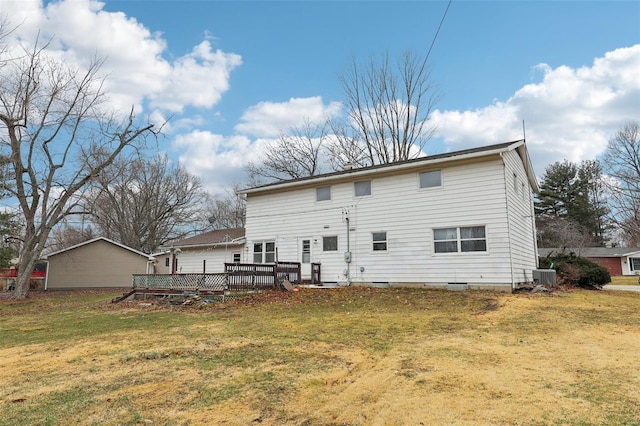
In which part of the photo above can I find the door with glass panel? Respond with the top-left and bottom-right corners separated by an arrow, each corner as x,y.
299,238 -> 312,280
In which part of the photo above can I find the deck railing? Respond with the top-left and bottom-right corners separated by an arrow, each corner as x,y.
132,273 -> 227,292
131,262 -> 321,293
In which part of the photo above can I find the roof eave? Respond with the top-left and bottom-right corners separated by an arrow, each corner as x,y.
239,141 -> 524,196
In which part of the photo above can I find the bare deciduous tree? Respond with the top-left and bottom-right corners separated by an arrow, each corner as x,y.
0,34 -> 156,298
332,50 -> 439,166
246,121 -> 330,183
84,153 -> 206,254
47,221 -> 96,253
204,184 -> 246,230
602,121 -> 640,246
247,51 -> 439,185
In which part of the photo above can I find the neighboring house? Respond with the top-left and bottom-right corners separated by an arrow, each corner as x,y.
237,140 -> 539,291
43,237 -> 153,290
165,227 -> 246,274
538,247 -> 640,276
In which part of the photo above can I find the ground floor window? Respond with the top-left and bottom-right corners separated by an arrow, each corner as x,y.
253,241 -> 275,263
434,226 -> 487,253
372,232 -> 387,251
630,257 -> 640,272
232,252 -> 241,263
323,236 -> 338,251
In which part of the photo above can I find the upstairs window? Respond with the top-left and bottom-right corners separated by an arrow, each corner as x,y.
354,180 -> 372,197
419,170 -> 441,188
372,232 -> 387,251
316,186 -> 331,201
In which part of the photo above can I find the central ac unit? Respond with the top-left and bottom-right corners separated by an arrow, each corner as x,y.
533,269 -> 556,286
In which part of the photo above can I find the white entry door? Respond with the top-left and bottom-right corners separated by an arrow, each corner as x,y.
299,238 -> 312,280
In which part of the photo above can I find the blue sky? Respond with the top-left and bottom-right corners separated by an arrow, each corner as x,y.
2,0 -> 639,194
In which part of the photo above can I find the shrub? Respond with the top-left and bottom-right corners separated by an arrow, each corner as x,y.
539,252 -> 611,288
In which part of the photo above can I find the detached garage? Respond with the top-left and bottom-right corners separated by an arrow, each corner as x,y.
43,238 -> 153,290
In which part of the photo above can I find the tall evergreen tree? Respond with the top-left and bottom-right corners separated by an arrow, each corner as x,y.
535,160 -> 609,247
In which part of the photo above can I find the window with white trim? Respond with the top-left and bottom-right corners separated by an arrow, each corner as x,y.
354,180 -> 372,197
419,170 -> 441,188
372,232 -> 387,251
232,253 -> 241,263
316,186 -> 331,201
434,226 -> 487,253
630,258 -> 640,272
323,236 -> 338,251
253,241 -> 275,263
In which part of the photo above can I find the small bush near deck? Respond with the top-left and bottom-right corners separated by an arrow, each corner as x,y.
540,252 -> 611,288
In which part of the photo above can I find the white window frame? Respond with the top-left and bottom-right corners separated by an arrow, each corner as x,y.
630,258 -> 640,272
253,241 -> 276,263
354,180 -> 372,197
433,226 -> 487,254
372,232 -> 388,252
316,186 -> 331,202
419,170 -> 442,189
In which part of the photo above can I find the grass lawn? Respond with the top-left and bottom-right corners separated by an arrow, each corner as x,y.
610,275 -> 640,285
1,287 -> 639,425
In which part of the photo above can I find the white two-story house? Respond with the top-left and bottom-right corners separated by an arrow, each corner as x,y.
237,140 -> 539,291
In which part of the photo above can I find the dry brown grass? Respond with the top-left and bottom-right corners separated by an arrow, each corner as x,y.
1,287 -> 639,425
610,275 -> 640,285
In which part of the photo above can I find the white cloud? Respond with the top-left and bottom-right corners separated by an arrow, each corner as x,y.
1,0 -> 240,115
173,131 -> 257,194
432,44 -> 640,178
235,96 -> 342,138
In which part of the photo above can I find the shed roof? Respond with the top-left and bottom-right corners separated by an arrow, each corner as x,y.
168,227 -> 246,249
43,237 -> 152,260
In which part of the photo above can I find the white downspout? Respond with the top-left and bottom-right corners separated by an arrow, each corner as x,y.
43,260 -> 49,291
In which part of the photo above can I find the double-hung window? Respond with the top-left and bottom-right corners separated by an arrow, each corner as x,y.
630,258 -> 640,272
253,241 -> 276,263
372,232 -> 387,251
434,226 -> 487,253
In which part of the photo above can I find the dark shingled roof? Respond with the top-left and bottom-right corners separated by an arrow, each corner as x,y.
240,140 -> 525,193
169,227 -> 245,248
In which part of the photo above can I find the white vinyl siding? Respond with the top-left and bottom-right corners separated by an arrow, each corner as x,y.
172,247 -> 241,273
502,149 -> 538,284
244,156 -> 525,287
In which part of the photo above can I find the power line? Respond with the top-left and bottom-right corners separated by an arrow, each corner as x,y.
423,0 -> 453,68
